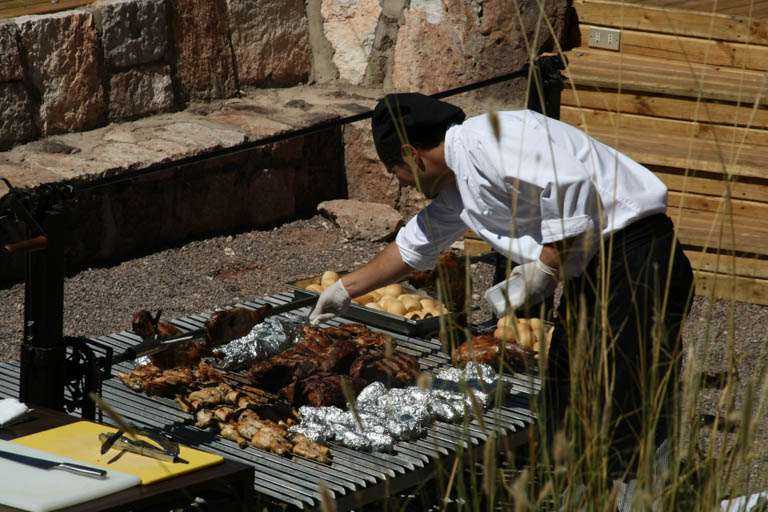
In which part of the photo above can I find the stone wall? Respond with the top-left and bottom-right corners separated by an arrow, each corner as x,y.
0,0 -> 574,150
0,0 -> 575,284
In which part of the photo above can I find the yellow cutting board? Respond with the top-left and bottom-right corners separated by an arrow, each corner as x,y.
11,421 -> 223,485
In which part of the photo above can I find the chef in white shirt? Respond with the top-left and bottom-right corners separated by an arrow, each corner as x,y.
310,93 -> 694,478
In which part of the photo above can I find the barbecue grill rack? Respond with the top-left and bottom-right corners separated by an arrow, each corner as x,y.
0,292 -> 540,510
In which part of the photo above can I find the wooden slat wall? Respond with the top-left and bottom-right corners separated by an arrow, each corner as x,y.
557,0 -> 768,305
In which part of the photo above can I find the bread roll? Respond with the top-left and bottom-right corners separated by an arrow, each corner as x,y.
379,296 -> 396,309
383,283 -> 404,297
402,297 -> 421,312
528,317 -> 543,334
496,315 -> 516,329
321,271 -> 340,288
352,293 -> 374,305
494,325 -> 518,343
369,291 -> 382,301
516,323 -> 535,350
385,300 -> 406,316
306,283 -> 323,293
365,302 -> 383,311
420,298 -> 437,310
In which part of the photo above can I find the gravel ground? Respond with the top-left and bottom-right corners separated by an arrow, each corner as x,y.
1,214 -> 767,495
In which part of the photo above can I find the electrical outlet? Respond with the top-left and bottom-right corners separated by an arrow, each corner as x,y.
589,26 -> 621,51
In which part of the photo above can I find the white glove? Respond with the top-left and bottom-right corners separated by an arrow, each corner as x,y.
483,260 -> 558,317
309,279 -> 351,326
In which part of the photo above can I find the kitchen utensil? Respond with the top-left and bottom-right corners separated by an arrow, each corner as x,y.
0,448 -> 106,478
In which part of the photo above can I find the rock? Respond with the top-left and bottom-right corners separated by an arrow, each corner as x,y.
392,0 -> 571,94
343,121 -> 399,207
226,0 -> 311,86
0,83 -> 38,149
0,23 -> 23,82
108,65 -> 175,121
16,11 -> 106,135
168,0 -> 237,102
94,0 -> 168,69
318,199 -> 403,242
320,0 -> 381,85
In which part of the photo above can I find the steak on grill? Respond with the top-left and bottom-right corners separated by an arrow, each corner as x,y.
349,351 -> 421,388
246,327 -> 359,391
280,372 -> 369,408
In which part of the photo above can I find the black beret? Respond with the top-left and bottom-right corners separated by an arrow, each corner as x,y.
371,93 -> 466,163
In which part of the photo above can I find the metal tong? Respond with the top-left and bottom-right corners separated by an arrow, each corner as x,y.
99,427 -> 187,463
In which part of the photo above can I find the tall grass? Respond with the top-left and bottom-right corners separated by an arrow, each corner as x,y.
365,1 -> 768,511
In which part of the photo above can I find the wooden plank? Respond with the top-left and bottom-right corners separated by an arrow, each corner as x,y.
563,47 -> 768,103
618,0 -> 768,19
0,0 -> 96,18
668,191 -> 768,219
670,207 -> 768,254
651,166 -> 768,203
561,88 -> 768,129
691,269 -> 768,305
560,111 -> 768,179
560,106 -> 768,147
576,26 -> 768,71
683,249 -> 768,280
574,0 -> 768,45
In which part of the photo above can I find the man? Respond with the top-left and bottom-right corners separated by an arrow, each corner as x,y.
309,93 -> 694,480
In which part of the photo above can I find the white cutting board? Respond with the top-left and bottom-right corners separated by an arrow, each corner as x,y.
0,440 -> 141,512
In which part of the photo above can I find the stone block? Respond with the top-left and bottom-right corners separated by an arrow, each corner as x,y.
0,23 -> 23,82
108,65 -> 175,121
226,0 -> 310,86
169,0 -> 237,102
392,0 -> 570,94
318,199 -> 403,242
94,0 -> 168,69
16,11 -> 106,134
320,0 -> 381,85
0,83 -> 38,149
343,121 -> 399,207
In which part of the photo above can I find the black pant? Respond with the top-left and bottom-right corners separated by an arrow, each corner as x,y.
542,214 -> 694,477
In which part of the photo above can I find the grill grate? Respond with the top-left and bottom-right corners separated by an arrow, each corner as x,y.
0,292 -> 540,510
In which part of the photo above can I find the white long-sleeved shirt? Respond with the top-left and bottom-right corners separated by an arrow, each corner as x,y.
395,110 -> 668,277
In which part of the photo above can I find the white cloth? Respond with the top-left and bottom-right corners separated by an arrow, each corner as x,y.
395,110 -> 668,277
0,398 -> 29,427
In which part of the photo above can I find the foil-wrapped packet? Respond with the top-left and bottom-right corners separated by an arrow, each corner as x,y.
289,364 -> 502,452
215,317 -> 304,371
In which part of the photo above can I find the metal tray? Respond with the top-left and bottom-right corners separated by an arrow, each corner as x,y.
287,276 -> 450,338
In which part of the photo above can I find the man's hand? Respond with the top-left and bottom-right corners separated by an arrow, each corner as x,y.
483,260 -> 558,317
309,279 -> 352,326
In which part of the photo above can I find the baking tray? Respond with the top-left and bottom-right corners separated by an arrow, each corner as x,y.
287,276 -> 451,338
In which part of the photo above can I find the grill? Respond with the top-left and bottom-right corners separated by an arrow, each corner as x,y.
0,291 -> 540,510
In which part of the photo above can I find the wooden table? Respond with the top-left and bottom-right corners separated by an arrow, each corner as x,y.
0,406 -> 254,512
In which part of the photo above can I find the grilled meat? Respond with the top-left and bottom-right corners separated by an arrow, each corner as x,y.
246,329 -> 359,391
280,372 -> 368,408
405,251 -> 468,319
291,433 -> 331,464
131,309 -> 218,369
219,422 -> 249,448
320,323 -> 393,350
349,351 -> 421,388
118,364 -> 195,397
186,384 -> 231,409
194,408 -> 216,429
451,334 -> 536,367
236,409 -> 266,439
118,364 -> 162,393
204,304 -> 272,348
251,423 -> 293,457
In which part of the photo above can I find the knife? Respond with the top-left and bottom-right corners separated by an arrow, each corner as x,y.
113,295 -> 319,364
0,449 -> 107,478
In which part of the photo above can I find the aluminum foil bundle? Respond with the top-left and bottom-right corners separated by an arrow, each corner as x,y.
215,317 -> 304,371
290,364 -> 502,452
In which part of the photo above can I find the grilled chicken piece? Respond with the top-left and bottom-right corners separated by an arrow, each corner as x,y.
132,310 -> 219,369
118,365 -> 195,397
186,383 -> 232,409
349,351 -> 421,388
118,364 -> 162,392
451,334 -> 536,367
213,405 -> 237,422
251,423 -> 293,457
290,433 -> 331,464
219,422 -> 249,448
194,408 -> 216,429
204,304 -> 272,348
194,361 -> 224,385
236,410 -> 266,439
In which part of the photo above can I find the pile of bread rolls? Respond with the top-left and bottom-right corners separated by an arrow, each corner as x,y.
303,271 -> 448,320
493,314 -> 554,356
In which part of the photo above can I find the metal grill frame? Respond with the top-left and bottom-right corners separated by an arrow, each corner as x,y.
0,292 -> 541,510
